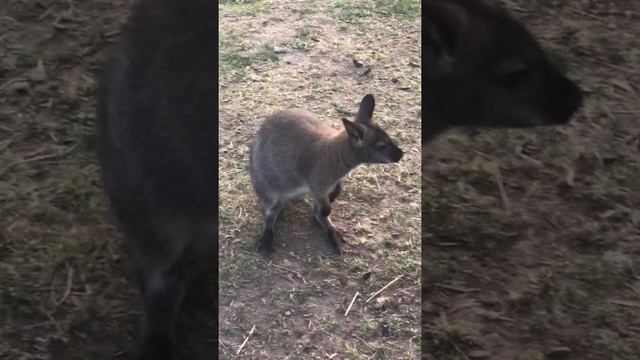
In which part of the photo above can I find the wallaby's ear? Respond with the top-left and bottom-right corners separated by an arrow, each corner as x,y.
424,0 -> 470,59
342,118 -> 365,142
355,94 -> 375,123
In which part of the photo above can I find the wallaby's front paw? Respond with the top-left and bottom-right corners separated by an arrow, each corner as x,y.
328,229 -> 343,254
256,233 -> 275,256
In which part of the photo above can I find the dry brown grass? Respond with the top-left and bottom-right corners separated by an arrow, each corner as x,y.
0,0 -> 140,359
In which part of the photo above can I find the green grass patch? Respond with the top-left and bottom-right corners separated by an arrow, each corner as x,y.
331,0 -> 420,24
292,25 -> 313,51
219,0 -> 268,16
373,0 -> 420,17
360,319 -> 377,336
220,43 -> 280,70
430,323 -> 475,357
332,0 -> 373,24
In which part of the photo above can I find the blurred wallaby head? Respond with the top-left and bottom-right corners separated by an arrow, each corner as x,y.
343,94 -> 404,164
423,0 -> 583,143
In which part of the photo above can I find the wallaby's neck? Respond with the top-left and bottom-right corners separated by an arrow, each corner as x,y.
422,99 -> 450,144
320,131 -> 359,180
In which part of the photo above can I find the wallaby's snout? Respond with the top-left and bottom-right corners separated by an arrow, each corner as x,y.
388,143 -> 404,163
539,70 -> 583,126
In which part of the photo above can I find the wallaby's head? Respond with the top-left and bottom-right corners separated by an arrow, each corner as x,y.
342,94 -> 404,164
424,0 -> 583,141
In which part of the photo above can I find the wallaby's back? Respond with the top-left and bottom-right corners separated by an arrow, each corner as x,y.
96,0 -> 216,359
250,108 -> 342,196
98,0 -> 217,220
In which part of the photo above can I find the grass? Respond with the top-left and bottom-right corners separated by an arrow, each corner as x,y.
292,25 -> 313,51
331,0 -> 420,24
219,42 -> 279,69
428,319 -> 476,359
219,0 -> 420,358
219,0 -> 268,16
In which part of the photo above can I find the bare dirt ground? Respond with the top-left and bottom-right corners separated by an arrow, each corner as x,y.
219,1 -> 420,359
423,1 -> 640,359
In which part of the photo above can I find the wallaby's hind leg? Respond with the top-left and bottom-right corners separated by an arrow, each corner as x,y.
328,182 -> 342,203
257,199 -> 282,255
136,263 -> 187,360
312,195 -> 343,254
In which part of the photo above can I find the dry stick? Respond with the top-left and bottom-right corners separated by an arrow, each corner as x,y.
56,265 -> 74,306
272,263 -> 306,283
366,275 -> 403,303
493,164 -> 510,211
610,300 -> 640,309
434,283 -> 480,293
344,292 -> 359,317
236,325 -> 256,355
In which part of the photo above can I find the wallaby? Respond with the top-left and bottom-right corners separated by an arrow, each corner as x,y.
250,94 -> 403,255
423,0 -> 583,143
96,0 -> 215,359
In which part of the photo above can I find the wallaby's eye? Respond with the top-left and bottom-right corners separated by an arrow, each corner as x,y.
497,59 -> 532,86
375,142 -> 388,150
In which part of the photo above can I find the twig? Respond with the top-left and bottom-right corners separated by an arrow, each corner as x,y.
272,263 -> 306,283
593,59 -> 636,75
435,242 -> 460,247
0,145 -> 77,177
493,164 -> 510,211
366,275 -> 403,302
236,325 -> 256,354
434,283 -> 480,293
610,300 -> 640,309
56,264 -> 74,306
344,292 -> 359,317
352,333 -> 374,349
110,349 -> 128,359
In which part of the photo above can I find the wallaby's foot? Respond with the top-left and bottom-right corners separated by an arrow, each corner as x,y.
327,228 -> 343,254
256,230 -> 275,256
137,333 -> 176,360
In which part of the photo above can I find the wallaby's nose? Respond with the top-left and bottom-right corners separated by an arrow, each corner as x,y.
554,78 -> 584,124
392,147 -> 404,162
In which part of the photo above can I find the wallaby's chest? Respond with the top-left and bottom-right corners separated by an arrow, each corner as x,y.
280,183 -> 311,201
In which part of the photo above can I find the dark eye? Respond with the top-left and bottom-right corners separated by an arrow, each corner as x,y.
503,67 -> 532,84
497,60 -> 532,87
375,142 -> 388,150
